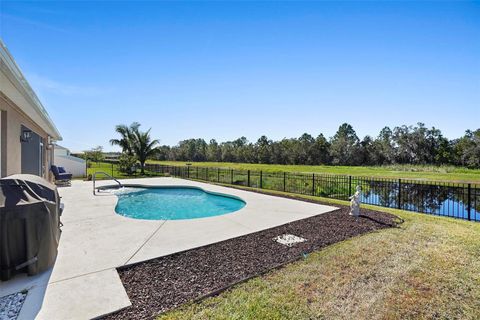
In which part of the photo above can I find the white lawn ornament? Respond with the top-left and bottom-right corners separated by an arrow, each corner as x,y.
349,185 -> 362,217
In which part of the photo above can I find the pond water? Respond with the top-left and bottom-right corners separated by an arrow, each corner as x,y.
359,182 -> 480,221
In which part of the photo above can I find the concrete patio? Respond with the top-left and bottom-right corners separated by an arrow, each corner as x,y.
0,177 -> 337,320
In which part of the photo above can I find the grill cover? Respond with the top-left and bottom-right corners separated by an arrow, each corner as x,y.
0,174 -> 61,281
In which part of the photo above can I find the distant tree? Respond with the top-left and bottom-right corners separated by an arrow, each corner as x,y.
255,135 -> 272,164
453,129 -> 480,168
392,125 -> 414,164
311,134 -> 331,165
330,123 -> 360,165
206,139 -> 222,162
232,137 -> 250,163
374,127 -> 395,165
392,123 -> 451,165
360,136 -> 376,166
410,123 -> 435,164
270,140 -> 286,164
84,146 -> 104,163
467,129 -> 480,168
296,133 -> 315,164
153,145 -> 171,161
220,141 -> 235,162
272,138 -> 295,164
194,139 -> 208,161
176,138 -> 207,161
427,127 -> 451,165
128,123 -> 478,169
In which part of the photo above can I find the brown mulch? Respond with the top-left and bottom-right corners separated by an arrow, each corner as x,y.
102,203 -> 400,320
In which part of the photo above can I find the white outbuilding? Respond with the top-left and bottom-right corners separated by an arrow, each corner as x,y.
53,145 -> 86,178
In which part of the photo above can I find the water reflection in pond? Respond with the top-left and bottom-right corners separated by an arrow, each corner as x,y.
360,180 -> 480,221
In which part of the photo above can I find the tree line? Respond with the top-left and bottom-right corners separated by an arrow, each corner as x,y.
151,123 -> 480,168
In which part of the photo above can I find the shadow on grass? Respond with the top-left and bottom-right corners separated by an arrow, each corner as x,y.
358,213 -> 404,228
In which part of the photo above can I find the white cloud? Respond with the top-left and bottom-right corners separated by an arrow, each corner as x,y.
27,73 -> 107,96
1,13 -> 70,34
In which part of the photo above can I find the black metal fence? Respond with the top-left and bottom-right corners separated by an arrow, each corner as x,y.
87,160 -> 146,178
144,164 -> 480,222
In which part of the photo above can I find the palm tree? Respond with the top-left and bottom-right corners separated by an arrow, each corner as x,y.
130,126 -> 160,174
109,122 -> 140,155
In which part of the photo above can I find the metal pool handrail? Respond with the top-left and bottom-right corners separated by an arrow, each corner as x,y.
92,171 -> 123,195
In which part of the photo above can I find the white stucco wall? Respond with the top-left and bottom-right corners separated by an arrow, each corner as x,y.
54,155 -> 86,177
54,147 -> 68,156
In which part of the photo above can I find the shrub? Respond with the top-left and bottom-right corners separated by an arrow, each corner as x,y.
119,154 -> 138,175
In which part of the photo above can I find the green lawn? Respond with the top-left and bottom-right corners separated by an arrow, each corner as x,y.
150,161 -> 480,183
158,188 -> 480,320
86,162 -> 157,179
87,161 -> 128,179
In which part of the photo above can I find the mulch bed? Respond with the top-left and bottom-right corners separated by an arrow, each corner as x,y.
103,203 -> 400,320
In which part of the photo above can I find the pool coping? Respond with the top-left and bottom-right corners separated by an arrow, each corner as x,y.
98,183 -> 247,204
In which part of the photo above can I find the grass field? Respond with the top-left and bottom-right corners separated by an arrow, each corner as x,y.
86,162 -> 156,179
150,161 -> 480,183
158,188 -> 480,320
87,161 -> 129,179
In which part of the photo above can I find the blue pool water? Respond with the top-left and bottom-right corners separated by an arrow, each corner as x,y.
114,187 -> 246,220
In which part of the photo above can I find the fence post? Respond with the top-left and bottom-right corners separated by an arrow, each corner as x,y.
283,172 -> 286,192
398,179 -> 402,209
467,183 -> 472,221
312,174 -> 315,196
206,168 -> 209,181
187,166 -> 190,179
247,170 -> 250,187
217,168 -> 220,182
348,175 -> 352,197
260,171 -> 263,189
231,169 -> 233,184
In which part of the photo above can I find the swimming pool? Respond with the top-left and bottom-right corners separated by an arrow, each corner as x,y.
114,186 -> 246,220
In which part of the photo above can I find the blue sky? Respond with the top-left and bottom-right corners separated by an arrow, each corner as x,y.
1,1 -> 479,151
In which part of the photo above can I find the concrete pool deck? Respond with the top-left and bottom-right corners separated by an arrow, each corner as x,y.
0,177 -> 338,319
